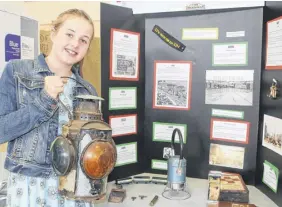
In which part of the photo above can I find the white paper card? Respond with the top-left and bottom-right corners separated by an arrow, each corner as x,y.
213,42 -> 247,66
116,142 -> 137,166
151,160 -> 167,170
226,31 -> 245,37
263,160 -> 279,193
212,109 -> 244,119
110,114 -> 137,137
109,87 -> 136,110
266,18 -> 282,67
153,122 -> 186,143
211,119 -> 249,143
21,36 -> 34,60
182,28 -> 218,40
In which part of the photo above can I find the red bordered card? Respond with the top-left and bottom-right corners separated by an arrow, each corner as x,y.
210,118 -> 250,144
110,28 -> 140,80
152,60 -> 192,110
109,114 -> 137,137
265,16 -> 282,70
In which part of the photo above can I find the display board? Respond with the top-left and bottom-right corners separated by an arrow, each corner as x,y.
100,5 -> 282,206
100,3 -> 146,182
144,7 -> 263,185
255,2 -> 282,206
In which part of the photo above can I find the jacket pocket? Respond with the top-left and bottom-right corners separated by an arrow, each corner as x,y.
16,74 -> 44,107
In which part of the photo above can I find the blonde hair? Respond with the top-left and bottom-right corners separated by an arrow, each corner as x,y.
52,9 -> 94,41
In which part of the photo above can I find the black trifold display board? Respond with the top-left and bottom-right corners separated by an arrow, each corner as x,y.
255,1 -> 282,206
100,2 -> 281,207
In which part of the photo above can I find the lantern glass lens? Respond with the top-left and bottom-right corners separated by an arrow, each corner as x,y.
81,140 -> 116,179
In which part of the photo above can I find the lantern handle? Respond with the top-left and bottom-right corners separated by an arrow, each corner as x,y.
61,76 -> 93,95
57,76 -> 95,120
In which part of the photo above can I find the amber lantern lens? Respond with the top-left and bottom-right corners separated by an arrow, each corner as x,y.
82,141 -> 116,179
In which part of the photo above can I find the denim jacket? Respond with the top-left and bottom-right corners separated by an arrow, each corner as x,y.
0,53 -> 97,178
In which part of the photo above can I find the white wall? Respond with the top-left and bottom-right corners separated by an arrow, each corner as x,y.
0,1 -> 24,15
23,1 -> 101,37
107,1 -> 265,14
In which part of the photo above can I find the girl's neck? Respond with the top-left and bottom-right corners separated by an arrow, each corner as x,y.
45,54 -> 72,77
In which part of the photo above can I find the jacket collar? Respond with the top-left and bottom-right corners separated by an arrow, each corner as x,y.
34,53 -> 80,75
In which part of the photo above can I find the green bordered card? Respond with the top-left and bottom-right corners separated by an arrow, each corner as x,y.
109,87 -> 137,110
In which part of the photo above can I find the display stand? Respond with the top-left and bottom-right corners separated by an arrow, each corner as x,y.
144,7 -> 263,185
99,2 -> 282,206
100,3 -> 146,181
255,2 -> 282,206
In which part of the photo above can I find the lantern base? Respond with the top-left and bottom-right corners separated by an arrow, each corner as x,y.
58,192 -> 107,203
162,185 -> 191,200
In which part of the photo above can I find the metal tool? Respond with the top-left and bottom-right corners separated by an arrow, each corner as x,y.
150,195 -> 159,206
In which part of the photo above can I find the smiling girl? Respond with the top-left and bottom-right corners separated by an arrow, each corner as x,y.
0,9 -> 98,207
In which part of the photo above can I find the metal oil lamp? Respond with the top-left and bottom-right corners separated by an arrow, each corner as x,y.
50,95 -> 117,202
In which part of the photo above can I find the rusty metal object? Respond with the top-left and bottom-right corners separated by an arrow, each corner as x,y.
50,95 -> 117,202
81,140 -> 116,179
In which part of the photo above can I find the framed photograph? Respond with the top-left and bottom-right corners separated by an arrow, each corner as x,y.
110,28 -> 140,81
265,16 -> 282,70
205,70 -> 254,106
153,60 -> 192,110
209,143 -> 245,169
262,114 -> 282,156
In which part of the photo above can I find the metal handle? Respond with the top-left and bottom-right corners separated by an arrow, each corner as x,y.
171,128 -> 184,160
57,76 -> 94,121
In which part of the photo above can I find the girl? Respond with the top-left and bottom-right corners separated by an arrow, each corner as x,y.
0,9 -> 98,207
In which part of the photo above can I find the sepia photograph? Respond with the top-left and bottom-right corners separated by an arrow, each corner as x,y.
209,143 -> 245,169
262,114 -> 282,156
153,61 -> 192,110
205,70 -> 254,106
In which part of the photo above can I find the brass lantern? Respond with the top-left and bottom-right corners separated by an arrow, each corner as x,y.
50,95 -> 117,202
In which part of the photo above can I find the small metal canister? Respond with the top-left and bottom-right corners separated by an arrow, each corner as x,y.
167,128 -> 186,190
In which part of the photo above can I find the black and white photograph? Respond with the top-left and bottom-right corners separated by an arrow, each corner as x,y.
110,28 -> 140,81
153,61 -> 192,110
163,147 -> 175,159
262,114 -> 282,156
115,54 -> 136,76
205,70 -> 254,106
156,80 -> 187,107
